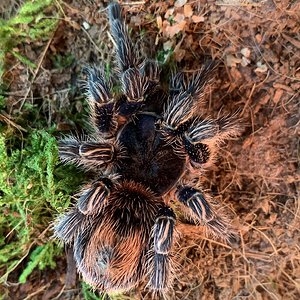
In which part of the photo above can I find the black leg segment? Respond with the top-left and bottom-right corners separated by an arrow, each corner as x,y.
78,176 -> 114,215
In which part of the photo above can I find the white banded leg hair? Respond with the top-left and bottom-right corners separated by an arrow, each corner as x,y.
183,113 -> 241,166
140,60 -> 160,83
108,3 -> 149,105
148,206 -> 176,291
108,2 -> 137,73
176,185 -> 236,243
160,61 -> 217,144
83,66 -> 118,138
58,136 -> 124,170
121,67 -> 148,102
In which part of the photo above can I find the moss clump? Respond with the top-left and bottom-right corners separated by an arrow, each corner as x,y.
0,128 -> 84,284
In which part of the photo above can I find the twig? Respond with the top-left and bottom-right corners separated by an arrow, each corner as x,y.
121,1 -> 146,5
22,284 -> 50,300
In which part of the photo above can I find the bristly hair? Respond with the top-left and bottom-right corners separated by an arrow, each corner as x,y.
108,2 -> 138,73
53,208 -> 86,243
58,135 -> 126,172
77,174 -> 119,215
169,72 -> 186,96
83,66 -> 112,103
176,183 -> 237,243
140,59 -> 160,83
121,67 -> 148,102
162,61 -> 218,134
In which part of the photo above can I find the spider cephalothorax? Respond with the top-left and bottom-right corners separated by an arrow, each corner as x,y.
54,2 -> 240,294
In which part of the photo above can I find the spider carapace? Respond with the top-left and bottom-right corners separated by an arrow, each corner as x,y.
54,2 -> 239,294
118,114 -> 186,195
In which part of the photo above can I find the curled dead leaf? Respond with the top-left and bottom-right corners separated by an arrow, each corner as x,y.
165,8 -> 174,19
163,40 -> 173,51
241,47 -> 251,58
174,48 -> 186,62
174,13 -> 185,23
241,56 -> 251,67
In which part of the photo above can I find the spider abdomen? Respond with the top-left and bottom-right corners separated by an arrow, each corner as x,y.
117,114 -> 185,195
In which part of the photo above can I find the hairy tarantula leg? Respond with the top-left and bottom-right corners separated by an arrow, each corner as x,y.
160,62 -> 217,140
84,66 -> 111,103
108,3 -> 148,106
121,67 -> 148,102
77,176 -> 115,215
84,67 -> 117,137
140,60 -> 160,83
58,136 -> 123,169
176,186 -> 235,243
183,114 -> 240,166
149,206 -> 176,290
169,72 -> 185,97
91,101 -> 118,138
108,2 -> 137,73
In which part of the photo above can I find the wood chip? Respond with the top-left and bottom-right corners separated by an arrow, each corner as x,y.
254,94 -> 270,113
272,89 -> 283,104
273,83 -> 294,93
255,34 -> 262,43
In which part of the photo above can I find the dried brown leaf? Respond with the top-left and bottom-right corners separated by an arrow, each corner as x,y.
183,4 -> 193,18
164,21 -> 186,38
191,15 -> 205,23
226,54 -> 242,67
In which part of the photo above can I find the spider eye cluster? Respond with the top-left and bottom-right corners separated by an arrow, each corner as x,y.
54,1 -> 240,295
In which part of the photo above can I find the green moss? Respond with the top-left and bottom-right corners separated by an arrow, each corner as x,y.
0,128 -> 85,283
0,0 -> 59,78
81,282 -> 108,300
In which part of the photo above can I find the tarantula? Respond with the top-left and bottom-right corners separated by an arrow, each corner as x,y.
54,2 -> 239,294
